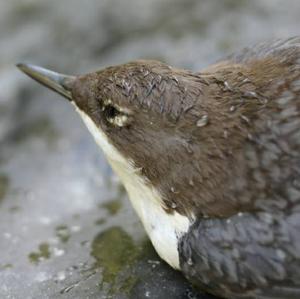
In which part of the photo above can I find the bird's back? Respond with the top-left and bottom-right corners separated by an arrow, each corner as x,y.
179,37 -> 300,299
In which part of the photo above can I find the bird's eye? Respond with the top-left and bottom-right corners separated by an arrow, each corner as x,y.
102,102 -> 131,127
104,104 -> 120,120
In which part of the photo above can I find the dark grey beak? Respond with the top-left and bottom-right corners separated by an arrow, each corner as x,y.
16,63 -> 76,101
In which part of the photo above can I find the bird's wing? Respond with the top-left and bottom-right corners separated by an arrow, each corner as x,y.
179,211 -> 300,299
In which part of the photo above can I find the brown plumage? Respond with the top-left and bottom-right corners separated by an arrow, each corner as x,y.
18,37 -> 300,298
73,38 -> 300,219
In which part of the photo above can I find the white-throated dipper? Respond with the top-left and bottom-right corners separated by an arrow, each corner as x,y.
17,37 -> 300,299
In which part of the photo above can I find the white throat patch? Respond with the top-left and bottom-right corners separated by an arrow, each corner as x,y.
74,105 -> 190,269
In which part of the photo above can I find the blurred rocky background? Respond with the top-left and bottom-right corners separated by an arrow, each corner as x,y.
0,0 -> 300,298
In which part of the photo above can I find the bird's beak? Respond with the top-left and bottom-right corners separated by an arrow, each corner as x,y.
16,63 -> 76,101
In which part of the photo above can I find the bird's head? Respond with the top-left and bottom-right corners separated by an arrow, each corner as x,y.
17,60 -> 244,218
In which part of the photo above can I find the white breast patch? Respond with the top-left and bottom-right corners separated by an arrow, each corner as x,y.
74,105 -> 191,269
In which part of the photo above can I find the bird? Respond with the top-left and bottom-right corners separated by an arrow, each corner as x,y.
17,37 -> 300,299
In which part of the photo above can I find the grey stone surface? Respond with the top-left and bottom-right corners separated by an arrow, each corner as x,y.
0,0 -> 300,298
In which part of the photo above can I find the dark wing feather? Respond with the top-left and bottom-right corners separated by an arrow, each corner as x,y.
179,211 -> 300,299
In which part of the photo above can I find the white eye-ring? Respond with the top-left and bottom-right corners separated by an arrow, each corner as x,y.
107,114 -> 129,127
102,99 -> 132,127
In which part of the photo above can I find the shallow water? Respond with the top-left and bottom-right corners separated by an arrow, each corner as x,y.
1,0 -> 300,298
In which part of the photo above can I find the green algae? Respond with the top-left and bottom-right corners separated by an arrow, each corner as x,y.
223,0 -> 248,9
28,243 -> 51,264
0,263 -> 13,270
56,225 -> 71,243
100,183 -> 125,216
14,1 -> 44,18
0,175 -> 9,202
9,206 -> 21,213
11,117 -> 58,145
95,218 -> 106,226
91,227 -> 148,295
101,199 -> 122,216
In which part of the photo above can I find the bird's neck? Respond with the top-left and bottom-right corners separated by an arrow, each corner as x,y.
109,159 -> 191,269
76,106 -> 191,269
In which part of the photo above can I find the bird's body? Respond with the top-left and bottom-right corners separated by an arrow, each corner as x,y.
18,37 -> 300,299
